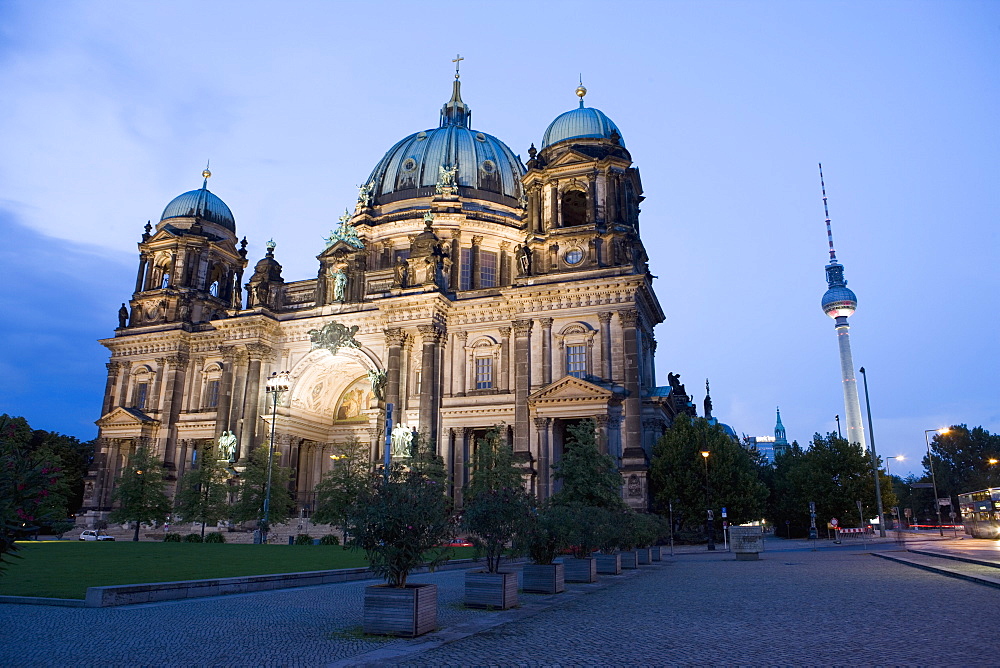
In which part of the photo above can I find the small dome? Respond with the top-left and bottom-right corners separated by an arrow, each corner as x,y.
542,106 -> 623,148
822,286 -> 857,318
161,185 -> 235,232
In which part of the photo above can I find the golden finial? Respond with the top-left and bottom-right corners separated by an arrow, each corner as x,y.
576,74 -> 587,107
202,160 -> 211,186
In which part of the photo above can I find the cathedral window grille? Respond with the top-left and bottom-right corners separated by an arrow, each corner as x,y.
135,382 -> 148,410
480,251 -> 497,288
567,345 -> 586,378
459,248 -> 472,290
475,356 -> 493,389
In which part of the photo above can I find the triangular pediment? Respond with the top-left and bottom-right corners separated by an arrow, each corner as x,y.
528,375 -> 615,403
546,149 -> 595,168
317,241 -> 364,260
96,406 -> 158,428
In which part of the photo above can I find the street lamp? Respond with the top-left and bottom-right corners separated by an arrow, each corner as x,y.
701,450 -> 715,551
261,370 -> 290,544
924,427 -> 950,537
885,455 -> 904,478
835,415 -> 842,440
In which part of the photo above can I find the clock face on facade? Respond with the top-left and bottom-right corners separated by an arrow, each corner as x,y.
564,248 -> 583,265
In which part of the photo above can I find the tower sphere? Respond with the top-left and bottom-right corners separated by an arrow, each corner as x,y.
822,285 -> 857,319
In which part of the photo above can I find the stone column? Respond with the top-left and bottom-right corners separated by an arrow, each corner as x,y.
498,241 -> 510,286
452,331 -> 468,397
143,258 -> 154,291
160,351 -> 189,471
619,309 -> 642,456
595,415 -> 610,455
134,254 -> 147,294
512,319 -> 533,454
115,361 -> 132,410
228,347 -> 250,447
598,312 -> 612,380
445,427 -> 457,500
449,232 -> 461,290
535,416 -> 552,499
499,326 -> 511,392
470,236 -> 483,290
417,325 -> 442,443
150,358 -> 166,412
215,346 -> 237,437
238,343 -> 271,461
101,362 -> 120,416
385,328 -> 405,414
540,317 -> 553,385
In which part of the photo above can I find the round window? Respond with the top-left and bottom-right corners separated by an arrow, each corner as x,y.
565,248 -> 584,265
475,132 -> 487,142
416,131 -> 427,141
402,158 -> 417,172
481,159 -> 496,174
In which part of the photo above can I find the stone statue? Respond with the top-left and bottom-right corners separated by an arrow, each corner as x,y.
667,372 -> 686,397
217,431 -> 237,462
367,369 -> 387,402
394,257 -> 409,288
390,423 -> 412,458
118,303 -> 128,328
435,164 -> 458,196
515,244 -> 532,276
332,268 -> 347,302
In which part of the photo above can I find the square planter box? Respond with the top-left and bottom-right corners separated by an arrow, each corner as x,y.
595,553 -> 621,575
620,550 -> 639,569
563,557 -> 597,583
465,570 -> 518,610
651,546 -> 663,561
522,562 -> 565,594
363,583 -> 437,637
636,547 -> 652,565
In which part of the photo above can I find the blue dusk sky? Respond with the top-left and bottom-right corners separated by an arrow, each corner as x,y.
1,1 -> 996,478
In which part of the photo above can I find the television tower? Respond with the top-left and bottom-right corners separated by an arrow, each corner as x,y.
818,165 -> 866,450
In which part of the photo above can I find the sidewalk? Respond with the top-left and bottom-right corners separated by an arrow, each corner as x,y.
1,538 -> 996,666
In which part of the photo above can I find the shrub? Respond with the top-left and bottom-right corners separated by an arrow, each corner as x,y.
520,503 -> 572,565
204,532 -> 226,543
294,533 -> 314,545
319,534 -> 340,546
163,532 -> 182,542
183,533 -> 203,543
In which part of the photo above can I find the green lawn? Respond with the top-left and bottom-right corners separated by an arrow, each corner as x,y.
0,542 -> 474,600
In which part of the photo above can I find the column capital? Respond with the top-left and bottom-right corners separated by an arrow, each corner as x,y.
618,308 -> 640,328
418,323 -> 445,342
594,415 -> 610,427
245,342 -> 273,361
498,240 -> 511,251
471,235 -> 484,246
455,330 -> 469,343
512,319 -> 533,337
597,311 -> 612,325
539,317 -> 553,330
499,326 -> 511,338
534,416 -> 551,429
385,327 -> 407,347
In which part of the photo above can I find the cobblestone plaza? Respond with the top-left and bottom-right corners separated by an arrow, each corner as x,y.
1,537 -> 995,666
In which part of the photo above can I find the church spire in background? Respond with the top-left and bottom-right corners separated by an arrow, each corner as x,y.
440,54 -> 471,127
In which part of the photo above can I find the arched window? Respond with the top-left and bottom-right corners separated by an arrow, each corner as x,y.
556,323 -> 597,380
561,190 -> 587,227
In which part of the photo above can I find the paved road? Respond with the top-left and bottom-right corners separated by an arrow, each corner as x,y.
1,537 -> 996,666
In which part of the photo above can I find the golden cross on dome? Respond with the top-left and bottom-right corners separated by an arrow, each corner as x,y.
452,53 -> 464,79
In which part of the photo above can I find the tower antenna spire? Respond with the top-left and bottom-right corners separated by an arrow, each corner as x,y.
819,162 -> 836,262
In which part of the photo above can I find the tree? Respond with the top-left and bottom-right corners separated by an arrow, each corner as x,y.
650,414 -> 767,538
767,432 -> 896,536
230,444 -> 294,531
173,443 -> 230,538
463,426 -> 533,573
311,437 -> 372,532
550,419 -> 625,509
0,415 -> 67,571
109,446 -> 172,541
924,425 -> 1000,503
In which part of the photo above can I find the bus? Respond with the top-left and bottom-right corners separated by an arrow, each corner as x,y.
958,488 -> 1000,539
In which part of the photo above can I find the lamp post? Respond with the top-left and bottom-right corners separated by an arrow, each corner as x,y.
858,367 -> 886,537
132,468 -> 144,542
835,415 -> 842,440
261,370 -> 290,544
924,427 -> 950,537
701,450 -> 715,551
885,455 -> 903,478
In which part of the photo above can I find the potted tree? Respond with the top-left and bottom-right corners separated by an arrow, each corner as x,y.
595,508 -> 625,574
633,513 -> 659,564
519,502 -> 571,594
550,420 -> 627,582
617,510 -> 641,569
344,455 -> 454,637
462,426 -> 532,610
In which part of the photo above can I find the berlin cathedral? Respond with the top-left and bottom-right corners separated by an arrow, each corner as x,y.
84,70 -> 697,522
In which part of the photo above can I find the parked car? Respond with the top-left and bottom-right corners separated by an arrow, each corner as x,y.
79,530 -> 115,541
444,538 -> 473,547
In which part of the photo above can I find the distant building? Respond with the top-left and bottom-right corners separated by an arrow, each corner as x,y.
746,407 -> 790,464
